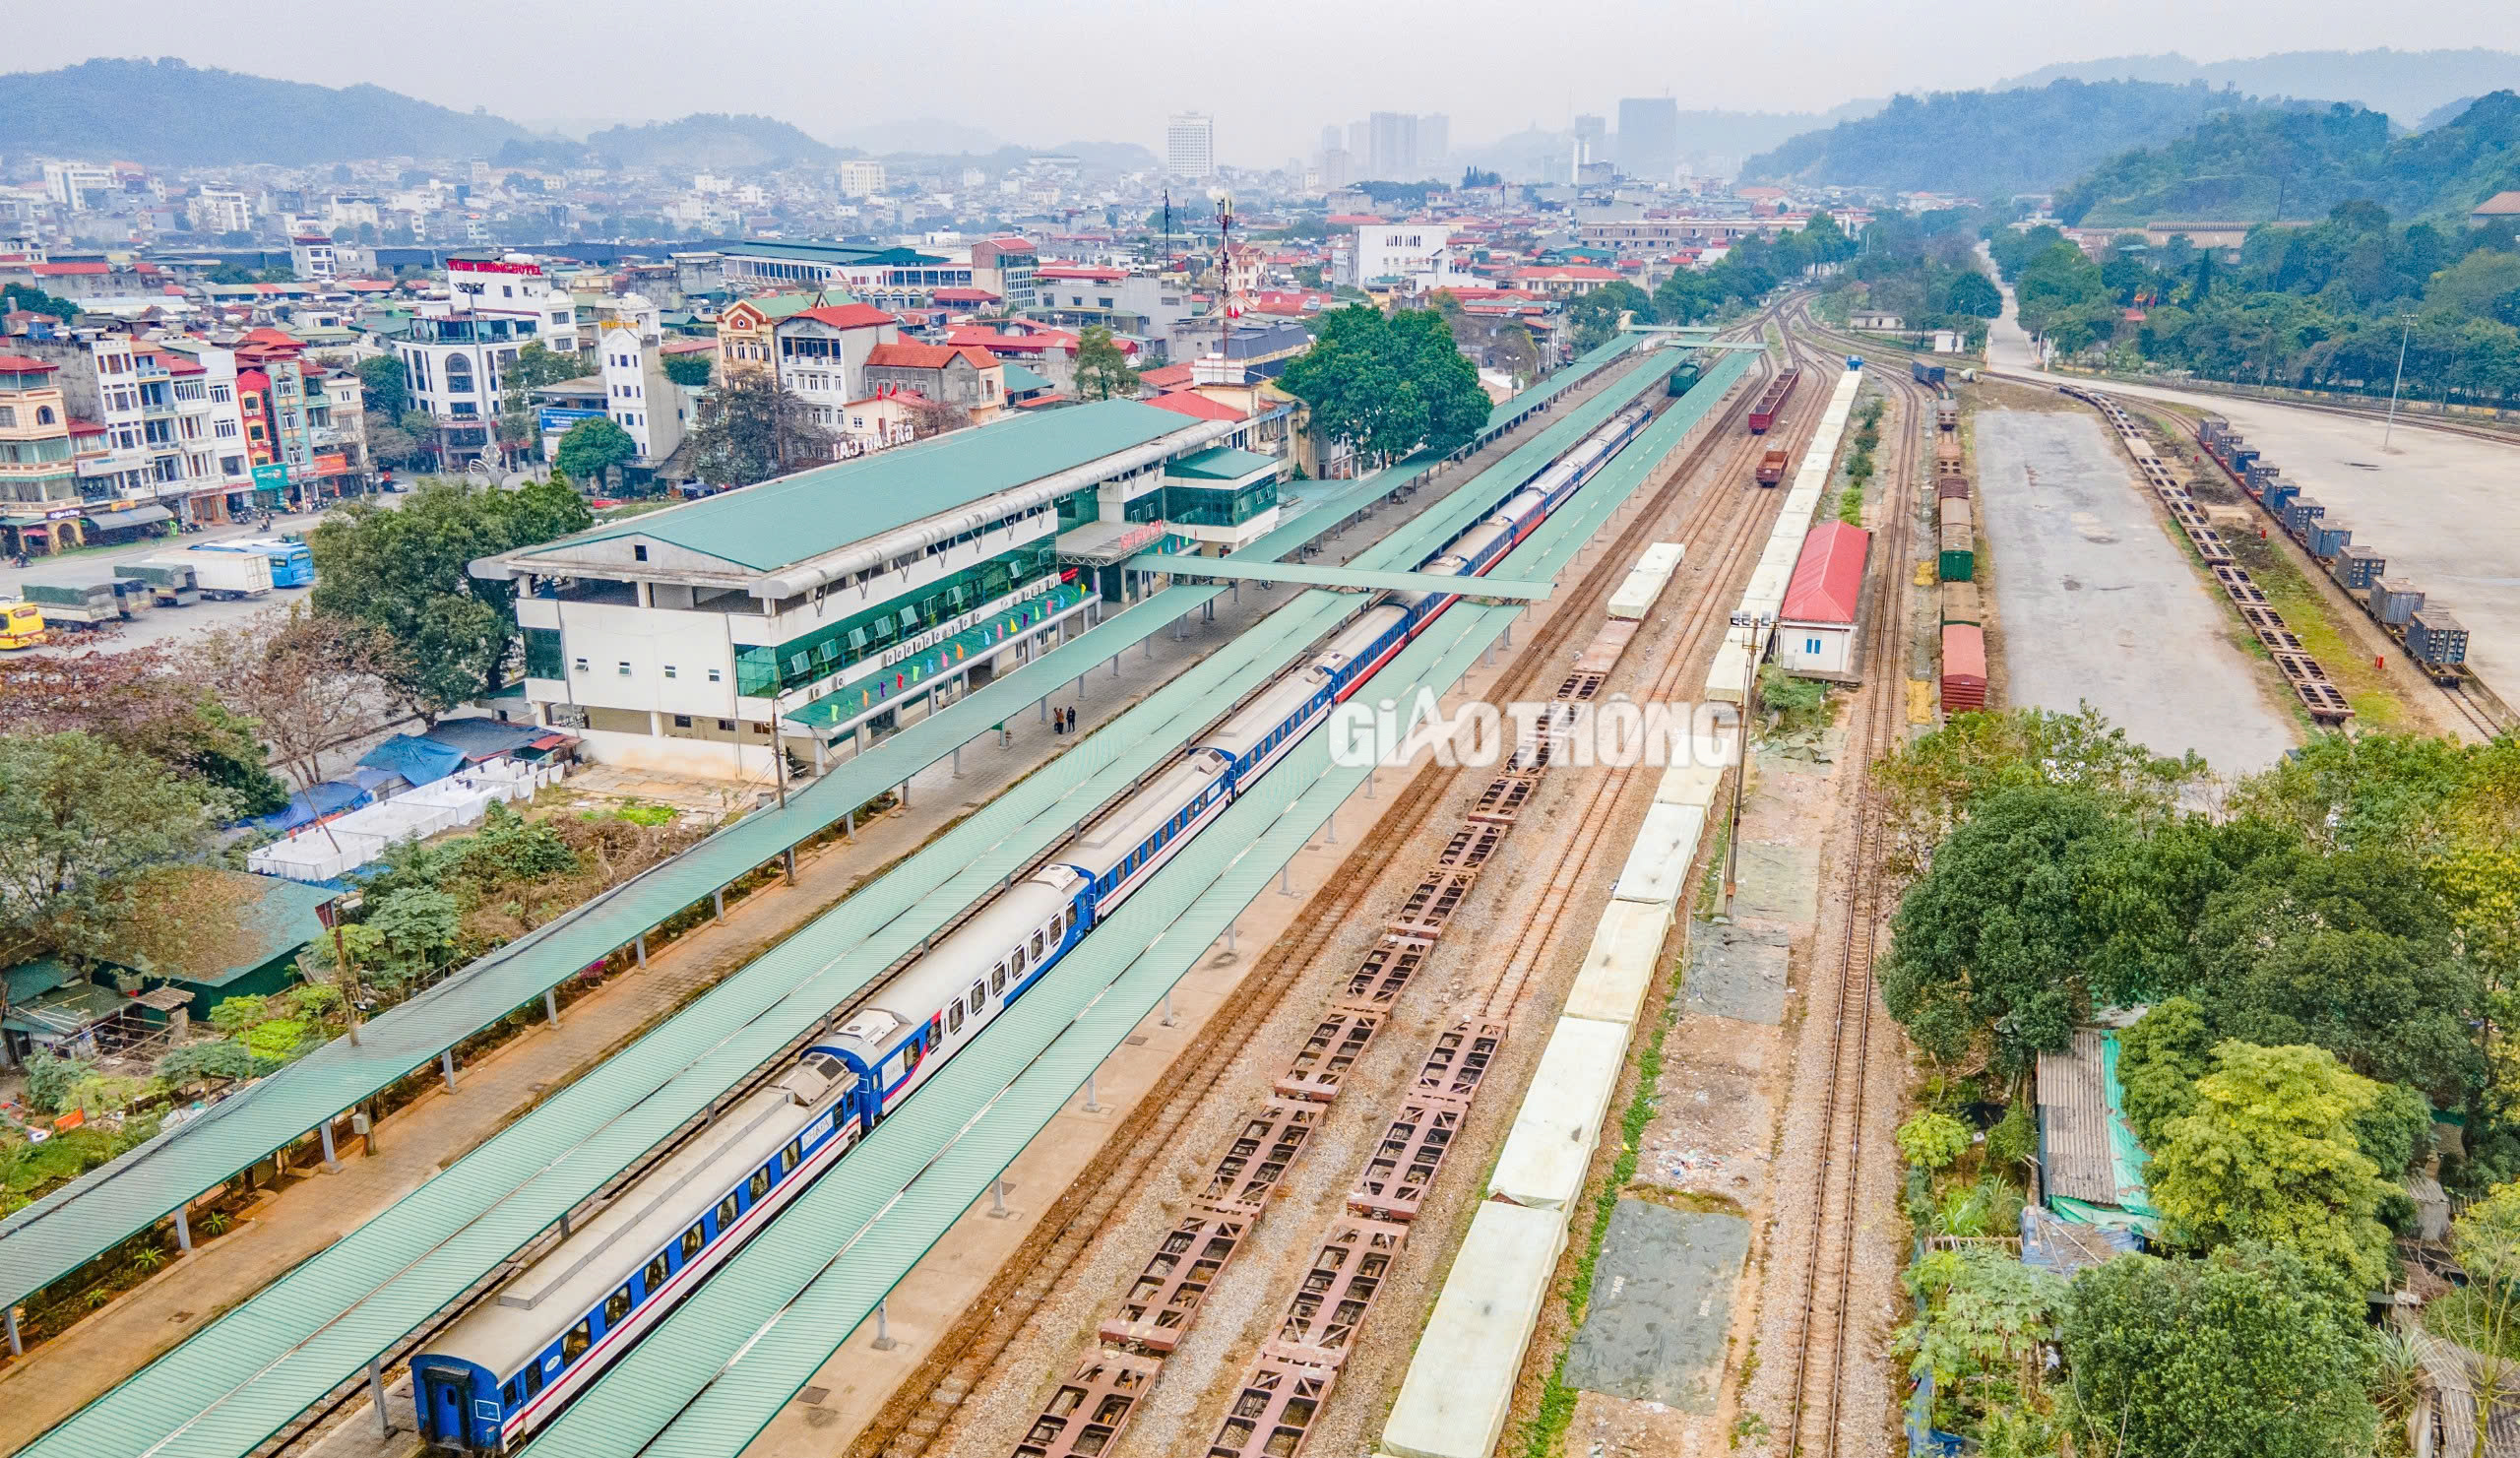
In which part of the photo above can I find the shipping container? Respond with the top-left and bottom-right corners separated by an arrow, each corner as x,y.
2305,520 -> 2352,558
1941,623 -> 1987,713
2333,544 -> 2385,592
2370,577 -> 2426,626
1911,359 -> 1947,388
2406,609 -> 2469,669
1940,580 -> 1982,626
1938,519 -> 1975,582
1746,366 -> 1799,434
2199,416 -> 2233,448
1755,448 -> 1790,486
2281,495 -> 2327,536
178,551 -> 275,600
2229,446 -> 2259,474
2261,479 -> 2300,516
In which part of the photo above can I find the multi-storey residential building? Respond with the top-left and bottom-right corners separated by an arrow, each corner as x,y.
838,161 -> 887,199
0,354 -> 82,555
591,295 -> 686,471
40,163 -> 114,212
1337,224 -> 1475,291
1166,113 -> 1216,178
18,329 -> 263,530
859,342 -> 1005,425
396,255 -> 580,468
188,187 -> 254,235
714,290 -> 824,375
773,303 -> 900,434
968,237 -> 1037,311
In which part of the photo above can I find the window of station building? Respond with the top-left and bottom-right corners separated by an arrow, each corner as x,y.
662,665 -> 676,678
673,714 -> 692,729
573,657 -> 589,673
617,662 -> 631,676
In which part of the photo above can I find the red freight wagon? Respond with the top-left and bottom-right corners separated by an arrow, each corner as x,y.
1941,623 -> 1987,714
1747,367 -> 1799,434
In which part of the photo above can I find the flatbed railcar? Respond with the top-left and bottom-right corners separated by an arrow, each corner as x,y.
407,401 -> 1660,1455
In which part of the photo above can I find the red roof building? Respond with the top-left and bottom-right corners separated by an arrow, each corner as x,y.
1145,389 -> 1246,422
791,302 -> 899,331
1778,522 -> 1870,677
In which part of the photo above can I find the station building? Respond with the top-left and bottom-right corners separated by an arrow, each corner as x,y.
472,398 -> 1289,778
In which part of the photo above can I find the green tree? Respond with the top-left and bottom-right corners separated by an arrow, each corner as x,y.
1881,785 -> 2130,1073
1562,281 -> 1655,352
306,478 -> 591,716
2146,1041 -> 2398,1296
2116,995 -> 2215,1148
662,352 -> 713,388
1278,304 -> 1488,465
2059,1244 -> 2376,1458
1896,1110 -> 1972,1171
502,342 -> 584,393
1946,270 -> 2004,318
1,281 -> 82,321
688,370 -> 830,485
553,416 -> 638,484
1073,324 -> 1140,401
0,732 -> 217,963
356,354 -> 410,418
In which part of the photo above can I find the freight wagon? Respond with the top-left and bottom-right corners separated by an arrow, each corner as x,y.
1941,623 -> 1987,713
1940,579 -> 1982,627
1938,519 -> 1975,583
1935,398 -> 1959,432
2333,544 -> 2384,592
1746,367 -> 1799,434
1756,448 -> 1790,486
1911,359 -> 1947,388
2304,520 -> 2352,559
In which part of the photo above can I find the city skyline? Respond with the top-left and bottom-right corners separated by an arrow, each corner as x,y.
12,0 -> 2520,165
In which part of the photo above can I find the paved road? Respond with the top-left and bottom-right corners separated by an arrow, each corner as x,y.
1975,410 -> 2298,774
8,507 -> 341,652
1984,255 -> 2520,704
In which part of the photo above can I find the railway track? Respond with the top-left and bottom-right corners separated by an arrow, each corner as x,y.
859,321 -> 1800,1458
1775,318 -> 1923,1458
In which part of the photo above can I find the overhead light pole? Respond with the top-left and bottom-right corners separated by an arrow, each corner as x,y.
2383,311 -> 2417,451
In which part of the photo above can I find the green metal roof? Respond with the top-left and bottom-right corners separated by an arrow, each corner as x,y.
0,343 -> 1682,1458
706,238 -> 941,267
1000,361 -> 1054,394
1165,445 -> 1278,482
198,874 -> 336,987
516,353 -> 1748,1458
517,400 -> 1202,573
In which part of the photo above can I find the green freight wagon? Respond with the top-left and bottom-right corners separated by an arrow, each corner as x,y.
1938,519 -> 1975,582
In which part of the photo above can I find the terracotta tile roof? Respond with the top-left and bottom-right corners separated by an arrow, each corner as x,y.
1135,361 -> 1194,389
0,354 -> 59,373
1145,389 -> 1245,422
865,341 -> 999,371
788,302 -> 899,331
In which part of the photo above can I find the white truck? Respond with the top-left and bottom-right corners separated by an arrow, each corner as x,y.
162,550 -> 272,601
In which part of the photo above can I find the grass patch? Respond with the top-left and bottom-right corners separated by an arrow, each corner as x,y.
2225,527 -> 2406,729
1520,975 -> 1679,1457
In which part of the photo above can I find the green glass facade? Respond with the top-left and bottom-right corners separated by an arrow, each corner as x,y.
1164,479 -> 1277,528
734,539 -> 1061,698
525,626 -> 564,680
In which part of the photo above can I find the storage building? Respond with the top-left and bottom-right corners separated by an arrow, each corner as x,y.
1776,522 -> 1868,678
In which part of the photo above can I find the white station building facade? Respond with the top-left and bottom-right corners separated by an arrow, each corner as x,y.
472,398 -> 1288,779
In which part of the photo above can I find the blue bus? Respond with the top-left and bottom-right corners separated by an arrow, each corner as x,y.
191,538 -> 313,587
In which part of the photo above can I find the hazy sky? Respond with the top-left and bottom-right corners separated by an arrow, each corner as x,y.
17,0 -> 2520,163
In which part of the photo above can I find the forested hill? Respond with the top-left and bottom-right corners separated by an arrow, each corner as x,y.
2057,93 -> 2520,225
1741,80 -> 2261,199
499,115 -> 841,171
0,58 -> 528,165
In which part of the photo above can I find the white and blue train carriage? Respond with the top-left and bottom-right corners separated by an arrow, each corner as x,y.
412,1052 -> 858,1452
817,865 -> 1094,1113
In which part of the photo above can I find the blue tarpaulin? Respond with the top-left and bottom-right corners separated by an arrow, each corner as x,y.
249,780 -> 371,835
419,718 -> 546,763
358,734 -> 466,788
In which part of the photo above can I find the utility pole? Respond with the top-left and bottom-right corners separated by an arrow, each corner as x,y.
1722,611 -> 1773,919
2383,311 -> 2416,451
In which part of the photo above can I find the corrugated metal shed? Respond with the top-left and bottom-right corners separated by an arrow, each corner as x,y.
2036,1029 -> 2116,1206
8,344 -> 1706,1458
1780,522 -> 1868,626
